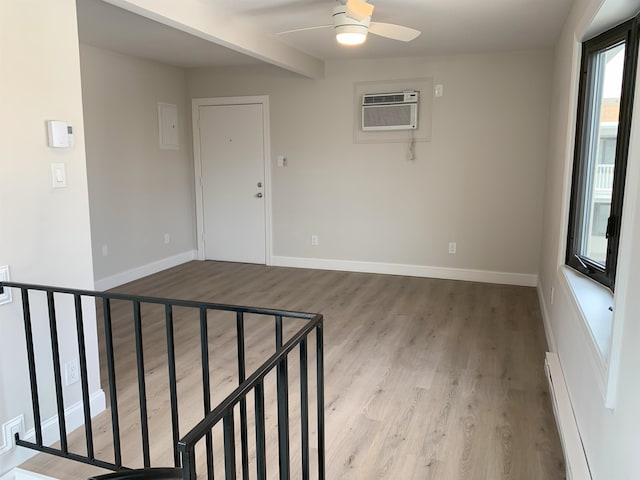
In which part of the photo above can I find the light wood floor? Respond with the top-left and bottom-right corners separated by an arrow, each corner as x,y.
21,261 -> 564,479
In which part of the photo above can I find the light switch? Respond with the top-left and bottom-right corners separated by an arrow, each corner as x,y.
277,155 -> 287,167
51,163 -> 67,188
435,84 -> 444,97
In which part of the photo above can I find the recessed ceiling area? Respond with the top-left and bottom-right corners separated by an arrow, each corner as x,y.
76,0 -> 263,68
77,0 -> 574,74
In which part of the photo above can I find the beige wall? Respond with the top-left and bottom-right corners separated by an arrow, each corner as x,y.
188,50 -> 552,277
0,0 -> 99,474
80,45 -> 196,283
538,0 -> 640,476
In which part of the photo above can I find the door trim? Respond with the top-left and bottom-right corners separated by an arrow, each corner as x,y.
192,96 -> 272,264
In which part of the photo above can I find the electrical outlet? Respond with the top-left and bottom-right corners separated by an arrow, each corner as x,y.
101,245 -> 109,257
65,358 -> 80,386
0,415 -> 24,454
448,242 -> 457,254
311,235 -> 319,246
0,265 -> 12,305
164,233 -> 170,244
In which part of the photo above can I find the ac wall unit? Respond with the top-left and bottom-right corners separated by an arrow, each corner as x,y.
362,91 -> 419,131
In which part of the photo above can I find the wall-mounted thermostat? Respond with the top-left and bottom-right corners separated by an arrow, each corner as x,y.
47,120 -> 74,148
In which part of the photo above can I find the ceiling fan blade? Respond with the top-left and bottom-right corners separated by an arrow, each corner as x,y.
277,24 -> 332,35
345,0 -> 374,21
369,22 -> 421,42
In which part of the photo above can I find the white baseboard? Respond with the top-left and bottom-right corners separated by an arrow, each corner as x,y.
2,468 -> 59,480
0,390 -> 105,478
545,353 -> 591,480
0,468 -> 15,480
15,469 -> 59,480
537,283 -> 557,352
94,250 -> 197,291
271,255 -> 538,287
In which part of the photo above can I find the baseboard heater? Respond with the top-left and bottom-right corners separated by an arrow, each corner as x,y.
545,352 -> 592,480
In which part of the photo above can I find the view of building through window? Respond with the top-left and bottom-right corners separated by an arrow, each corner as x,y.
582,44 -> 624,265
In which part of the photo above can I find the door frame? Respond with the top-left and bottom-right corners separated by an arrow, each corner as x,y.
192,96 -> 272,264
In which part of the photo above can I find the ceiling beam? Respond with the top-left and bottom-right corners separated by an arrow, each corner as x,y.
101,0 -> 325,79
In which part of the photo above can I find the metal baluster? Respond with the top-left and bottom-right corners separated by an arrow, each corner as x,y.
316,322 -> 326,480
21,288 -> 42,446
102,298 -> 122,467
254,381 -> 267,480
200,307 -> 214,480
74,294 -> 94,459
181,446 -> 197,480
275,315 -> 290,480
299,338 -> 309,480
236,312 -> 249,480
166,304 -> 180,467
223,409 -> 236,480
132,301 -> 150,467
47,291 -> 68,453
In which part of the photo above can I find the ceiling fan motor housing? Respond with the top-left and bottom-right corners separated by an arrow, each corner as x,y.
333,5 -> 371,43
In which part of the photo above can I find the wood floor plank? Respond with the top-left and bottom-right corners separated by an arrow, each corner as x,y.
20,261 -> 564,479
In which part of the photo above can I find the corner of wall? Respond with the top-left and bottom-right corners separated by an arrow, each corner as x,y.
94,250 -> 196,291
537,280 -> 558,352
0,390 -> 104,478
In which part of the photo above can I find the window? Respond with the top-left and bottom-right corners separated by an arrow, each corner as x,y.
566,17 -> 639,290
591,202 -> 611,237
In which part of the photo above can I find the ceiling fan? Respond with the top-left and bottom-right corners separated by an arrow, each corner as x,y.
278,0 -> 421,46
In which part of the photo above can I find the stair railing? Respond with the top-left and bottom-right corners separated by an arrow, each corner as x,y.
1,281 -> 325,480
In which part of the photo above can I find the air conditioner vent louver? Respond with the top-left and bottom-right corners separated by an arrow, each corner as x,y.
363,94 -> 406,105
361,91 -> 419,131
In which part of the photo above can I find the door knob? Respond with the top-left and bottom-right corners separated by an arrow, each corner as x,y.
256,193 -> 263,198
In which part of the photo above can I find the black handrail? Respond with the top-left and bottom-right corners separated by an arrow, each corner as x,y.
2,280 -> 325,480
177,314 -> 324,480
0,281 -> 316,319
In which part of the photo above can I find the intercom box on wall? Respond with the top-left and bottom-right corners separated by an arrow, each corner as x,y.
47,120 -> 74,148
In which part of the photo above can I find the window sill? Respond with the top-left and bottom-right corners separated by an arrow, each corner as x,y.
560,266 -> 613,362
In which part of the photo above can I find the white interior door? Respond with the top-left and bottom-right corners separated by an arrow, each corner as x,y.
198,103 -> 266,263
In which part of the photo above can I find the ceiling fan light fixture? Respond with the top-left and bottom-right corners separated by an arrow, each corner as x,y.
333,4 -> 370,46
336,26 -> 368,45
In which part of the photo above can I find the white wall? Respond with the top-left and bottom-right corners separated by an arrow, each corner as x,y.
187,50 -> 552,280
538,0 -> 640,476
0,0 -> 99,474
79,44 -> 196,286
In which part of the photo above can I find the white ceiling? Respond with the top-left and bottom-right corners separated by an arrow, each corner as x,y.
77,0 -> 264,67
77,0 -> 573,72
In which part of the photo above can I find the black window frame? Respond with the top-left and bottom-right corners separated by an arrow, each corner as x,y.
566,16 -> 639,291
